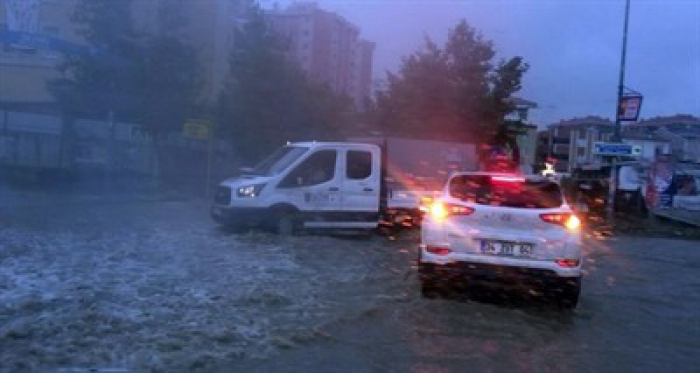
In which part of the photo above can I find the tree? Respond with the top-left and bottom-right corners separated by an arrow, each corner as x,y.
49,0 -> 202,183
376,19 -> 529,147
55,0 -> 140,118
48,0 -> 139,176
218,8 -> 356,163
133,0 -> 201,142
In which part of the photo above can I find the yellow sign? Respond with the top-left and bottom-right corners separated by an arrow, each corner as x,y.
183,120 -> 211,140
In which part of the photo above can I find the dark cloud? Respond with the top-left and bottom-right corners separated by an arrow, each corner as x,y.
262,0 -> 700,124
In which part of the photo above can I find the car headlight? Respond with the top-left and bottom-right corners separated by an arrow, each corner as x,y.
236,183 -> 266,197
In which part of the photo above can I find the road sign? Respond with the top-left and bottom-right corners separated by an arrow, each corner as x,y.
183,120 -> 211,140
593,142 -> 641,157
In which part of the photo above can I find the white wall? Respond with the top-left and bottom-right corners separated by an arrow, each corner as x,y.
622,138 -> 670,162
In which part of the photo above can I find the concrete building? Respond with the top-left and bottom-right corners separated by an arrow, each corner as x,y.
539,116 -> 615,173
0,0 -> 83,109
621,133 -> 671,163
623,115 -> 700,163
1,0 -> 247,109
266,2 -> 375,110
132,0 -> 248,104
537,114 -> 700,174
0,0 -> 242,185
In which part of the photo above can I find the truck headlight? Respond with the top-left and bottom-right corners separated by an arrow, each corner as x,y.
236,183 -> 266,198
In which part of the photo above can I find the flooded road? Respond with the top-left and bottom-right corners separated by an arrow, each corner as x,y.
1,198 -> 698,372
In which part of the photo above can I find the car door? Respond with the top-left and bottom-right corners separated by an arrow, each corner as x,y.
275,149 -> 342,214
342,147 -> 380,216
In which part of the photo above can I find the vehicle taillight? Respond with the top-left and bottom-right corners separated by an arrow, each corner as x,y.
419,196 -> 434,213
430,201 -> 475,221
426,246 -> 452,255
540,213 -> 581,230
555,259 -> 580,268
491,175 -> 526,183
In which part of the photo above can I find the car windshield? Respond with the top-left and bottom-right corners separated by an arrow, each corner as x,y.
251,146 -> 309,176
449,175 -> 563,208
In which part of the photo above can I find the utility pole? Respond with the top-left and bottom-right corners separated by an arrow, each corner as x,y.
606,0 -> 631,222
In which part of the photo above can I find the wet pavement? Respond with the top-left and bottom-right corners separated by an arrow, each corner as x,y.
1,197 -> 698,372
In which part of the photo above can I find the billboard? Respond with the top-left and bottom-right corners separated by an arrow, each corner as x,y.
617,95 -> 643,121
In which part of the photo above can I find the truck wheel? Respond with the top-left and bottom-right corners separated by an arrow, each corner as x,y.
553,277 -> 581,309
275,213 -> 297,236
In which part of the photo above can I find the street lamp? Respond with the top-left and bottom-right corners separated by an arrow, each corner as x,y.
606,0 -> 632,222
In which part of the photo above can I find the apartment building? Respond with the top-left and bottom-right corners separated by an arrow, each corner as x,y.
1,0 -> 247,109
0,0 -> 82,110
266,2 -> 375,110
624,115 -> 700,163
539,116 -> 615,173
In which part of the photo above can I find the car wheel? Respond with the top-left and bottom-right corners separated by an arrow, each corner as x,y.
554,277 -> 581,309
418,262 -> 440,298
420,277 -> 440,299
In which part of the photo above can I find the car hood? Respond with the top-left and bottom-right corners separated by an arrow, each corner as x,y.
219,175 -> 274,189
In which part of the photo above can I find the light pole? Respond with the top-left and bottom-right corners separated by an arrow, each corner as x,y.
606,0 -> 632,222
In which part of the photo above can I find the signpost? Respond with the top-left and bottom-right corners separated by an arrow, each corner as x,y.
607,0 -> 633,223
183,119 -> 214,196
183,119 -> 212,141
593,142 -> 642,157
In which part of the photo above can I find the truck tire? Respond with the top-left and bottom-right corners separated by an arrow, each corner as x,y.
553,277 -> 581,309
276,214 -> 295,236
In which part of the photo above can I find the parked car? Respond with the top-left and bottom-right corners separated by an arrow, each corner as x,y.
419,172 -> 583,308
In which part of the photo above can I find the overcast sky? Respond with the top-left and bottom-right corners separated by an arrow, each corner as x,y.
260,0 -> 700,125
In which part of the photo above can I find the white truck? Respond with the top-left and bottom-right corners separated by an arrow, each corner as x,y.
210,139 -> 477,233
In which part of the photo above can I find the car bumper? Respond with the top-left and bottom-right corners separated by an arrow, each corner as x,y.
210,205 -> 271,226
418,260 -> 580,288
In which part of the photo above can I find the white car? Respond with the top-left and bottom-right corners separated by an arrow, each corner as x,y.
419,172 -> 583,308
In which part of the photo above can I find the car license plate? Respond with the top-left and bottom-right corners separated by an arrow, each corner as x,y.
480,240 -> 533,257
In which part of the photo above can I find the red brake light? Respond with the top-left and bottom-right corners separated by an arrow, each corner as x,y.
491,175 -> 526,183
429,201 -> 475,221
555,259 -> 580,268
426,246 -> 452,255
540,213 -> 581,230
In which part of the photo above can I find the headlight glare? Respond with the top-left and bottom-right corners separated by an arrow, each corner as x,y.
236,183 -> 266,197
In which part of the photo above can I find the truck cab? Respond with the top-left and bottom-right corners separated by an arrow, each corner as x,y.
211,142 -> 381,233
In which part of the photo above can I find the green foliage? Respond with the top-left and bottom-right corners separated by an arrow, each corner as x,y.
218,9 -> 356,162
133,0 -> 202,139
376,19 -> 529,145
51,0 -> 139,117
50,0 -> 201,139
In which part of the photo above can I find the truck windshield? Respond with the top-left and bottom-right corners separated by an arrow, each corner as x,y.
449,175 -> 563,208
253,146 -> 309,176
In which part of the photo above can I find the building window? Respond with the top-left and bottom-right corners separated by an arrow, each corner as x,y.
577,147 -> 586,156
578,129 -> 586,139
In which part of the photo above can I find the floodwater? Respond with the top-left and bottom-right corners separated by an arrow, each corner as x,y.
1,197 -> 698,372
